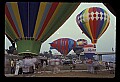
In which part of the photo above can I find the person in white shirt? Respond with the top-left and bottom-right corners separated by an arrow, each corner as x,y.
15,59 -> 20,75
42,61 -> 47,73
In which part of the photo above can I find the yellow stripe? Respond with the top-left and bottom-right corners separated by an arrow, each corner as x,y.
5,15 -> 18,39
84,9 -> 94,41
33,2 -> 47,38
10,2 -> 24,38
38,2 -> 62,40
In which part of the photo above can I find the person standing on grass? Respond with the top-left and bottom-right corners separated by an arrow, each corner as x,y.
42,61 -> 47,73
93,60 -> 100,74
15,59 -> 20,75
86,58 -> 94,73
10,59 -> 15,74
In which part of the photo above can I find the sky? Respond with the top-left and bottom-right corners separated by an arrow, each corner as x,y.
5,2 -> 116,55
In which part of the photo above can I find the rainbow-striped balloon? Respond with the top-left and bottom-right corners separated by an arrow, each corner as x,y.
76,7 -> 110,44
5,2 -> 80,55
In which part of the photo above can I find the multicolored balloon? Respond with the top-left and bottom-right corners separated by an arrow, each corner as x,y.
5,2 -> 80,55
73,39 -> 87,55
76,7 -> 110,44
76,39 -> 87,46
49,38 -> 77,56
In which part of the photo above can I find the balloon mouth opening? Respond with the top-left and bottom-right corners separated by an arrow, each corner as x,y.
16,40 -> 41,55
92,39 -> 97,44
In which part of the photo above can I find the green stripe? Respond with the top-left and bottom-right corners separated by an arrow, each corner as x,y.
5,20 -> 16,40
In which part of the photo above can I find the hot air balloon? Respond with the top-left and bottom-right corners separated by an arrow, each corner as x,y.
5,2 -> 80,55
76,7 -> 110,44
76,39 -> 87,46
49,38 -> 77,56
73,39 -> 87,56
84,44 -> 96,59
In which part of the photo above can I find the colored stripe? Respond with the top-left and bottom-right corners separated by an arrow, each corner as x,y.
66,39 -> 69,55
84,9 -> 93,40
5,4 -> 20,38
38,2 -> 62,41
6,2 -> 22,38
98,18 -> 110,39
78,16 -> 91,39
89,8 -> 95,42
5,20 -> 16,41
81,9 -> 93,40
35,2 -> 52,40
98,12 -> 110,39
96,8 -> 103,39
41,3 -> 80,42
5,15 -> 18,39
29,2 -> 40,37
5,33 -> 14,42
37,2 -> 59,40
57,39 -> 61,53
92,8 -> 97,40
33,2 -> 47,38
11,2 -> 24,38
18,2 -> 28,37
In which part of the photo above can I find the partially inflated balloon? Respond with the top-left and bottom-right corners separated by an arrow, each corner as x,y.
49,38 -> 77,56
73,39 -> 87,55
5,2 -> 80,55
76,39 -> 87,46
76,7 -> 110,44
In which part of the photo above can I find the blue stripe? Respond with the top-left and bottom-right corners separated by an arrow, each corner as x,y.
29,2 -> 40,37
68,39 -> 74,52
96,8 -> 105,38
18,2 -> 28,37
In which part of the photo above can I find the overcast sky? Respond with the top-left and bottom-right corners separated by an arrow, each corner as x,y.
5,2 -> 116,55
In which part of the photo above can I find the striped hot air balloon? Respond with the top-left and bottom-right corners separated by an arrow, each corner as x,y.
5,2 -> 80,55
76,7 -> 110,44
49,38 -> 77,56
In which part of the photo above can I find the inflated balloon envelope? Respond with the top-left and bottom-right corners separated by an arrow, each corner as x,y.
5,2 -> 80,55
49,38 -> 77,56
76,7 -> 110,44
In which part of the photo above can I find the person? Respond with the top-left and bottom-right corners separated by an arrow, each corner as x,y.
109,62 -> 115,74
53,58 -> 60,74
69,63 -> 73,72
105,62 -> 109,70
10,59 -> 15,74
42,61 -> 47,73
35,59 -> 42,73
86,58 -> 94,73
14,59 -> 20,75
93,60 -> 100,74
18,59 -> 23,74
